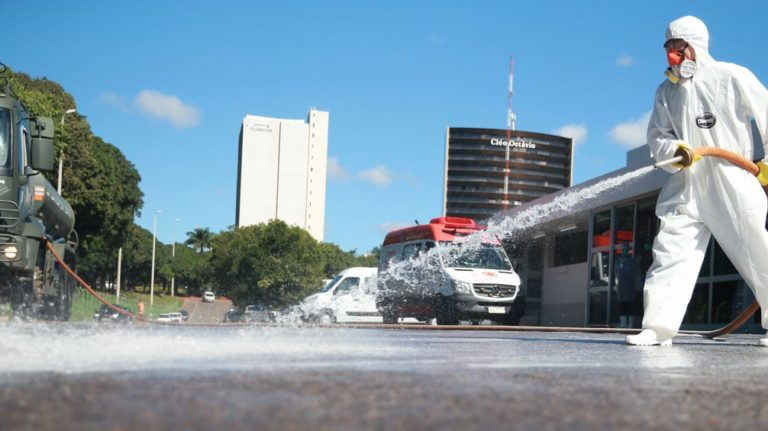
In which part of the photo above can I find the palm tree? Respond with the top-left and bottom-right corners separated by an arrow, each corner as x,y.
185,227 -> 214,253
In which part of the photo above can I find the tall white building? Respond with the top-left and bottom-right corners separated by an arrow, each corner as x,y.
236,109 -> 329,241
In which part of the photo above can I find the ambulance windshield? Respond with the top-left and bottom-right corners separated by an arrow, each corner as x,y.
438,242 -> 512,270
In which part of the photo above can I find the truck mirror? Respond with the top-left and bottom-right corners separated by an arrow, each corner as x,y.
29,117 -> 54,139
29,117 -> 55,172
30,137 -> 55,171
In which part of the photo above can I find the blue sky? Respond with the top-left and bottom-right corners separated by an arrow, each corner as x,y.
5,1 -> 768,253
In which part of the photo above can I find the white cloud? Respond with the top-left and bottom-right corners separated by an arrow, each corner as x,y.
609,112 -> 651,148
616,54 -> 635,67
134,90 -> 200,128
552,123 -> 588,146
327,156 -> 348,180
358,166 -> 393,187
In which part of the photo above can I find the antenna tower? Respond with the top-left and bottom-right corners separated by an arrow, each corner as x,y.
503,57 -> 515,210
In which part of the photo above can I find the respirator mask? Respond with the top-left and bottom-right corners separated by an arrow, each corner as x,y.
664,39 -> 696,83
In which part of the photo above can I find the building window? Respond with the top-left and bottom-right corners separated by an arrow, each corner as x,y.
554,230 -> 588,266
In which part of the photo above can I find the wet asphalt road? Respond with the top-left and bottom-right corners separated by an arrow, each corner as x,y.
1,323 -> 767,431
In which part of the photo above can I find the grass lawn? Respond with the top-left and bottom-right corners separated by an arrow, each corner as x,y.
72,288 -> 185,321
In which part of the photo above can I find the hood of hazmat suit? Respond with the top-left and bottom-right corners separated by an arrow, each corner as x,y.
641,16 -> 768,339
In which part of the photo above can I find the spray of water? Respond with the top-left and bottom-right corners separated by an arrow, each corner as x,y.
295,165 -> 657,323
0,322 -> 416,373
487,165 -> 656,239
375,165 -> 658,305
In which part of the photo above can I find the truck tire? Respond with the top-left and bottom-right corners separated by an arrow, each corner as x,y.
318,312 -> 335,325
497,297 -> 526,326
37,249 -> 74,321
497,313 -> 521,326
381,310 -> 398,324
51,274 -> 74,321
378,299 -> 399,324
435,295 -> 459,325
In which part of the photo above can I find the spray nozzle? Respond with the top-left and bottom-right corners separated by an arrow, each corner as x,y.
654,156 -> 684,169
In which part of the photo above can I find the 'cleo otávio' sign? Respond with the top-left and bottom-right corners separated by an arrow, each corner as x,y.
489,138 -> 536,150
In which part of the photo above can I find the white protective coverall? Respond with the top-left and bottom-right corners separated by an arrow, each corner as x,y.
643,16 -> 768,340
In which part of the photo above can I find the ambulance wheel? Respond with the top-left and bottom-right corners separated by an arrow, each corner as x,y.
498,314 -> 521,326
382,311 -> 398,324
435,295 -> 459,325
318,312 -> 335,325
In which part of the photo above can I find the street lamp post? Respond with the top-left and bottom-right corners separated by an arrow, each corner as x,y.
58,109 -> 77,194
150,209 -> 162,307
171,218 -> 180,297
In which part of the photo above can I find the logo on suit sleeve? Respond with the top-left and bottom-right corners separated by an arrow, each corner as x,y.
696,112 -> 717,129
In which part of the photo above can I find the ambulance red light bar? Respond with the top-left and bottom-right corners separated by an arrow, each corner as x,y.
429,217 -> 485,231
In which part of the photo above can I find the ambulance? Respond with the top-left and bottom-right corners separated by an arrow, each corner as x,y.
376,217 -> 525,325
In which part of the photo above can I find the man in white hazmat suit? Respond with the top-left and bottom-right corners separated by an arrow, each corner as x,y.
626,16 -> 768,346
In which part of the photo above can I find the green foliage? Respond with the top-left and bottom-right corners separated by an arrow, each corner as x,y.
356,246 -> 380,267
317,242 -> 357,277
185,227 -> 214,253
209,220 -> 325,307
166,241 -> 210,295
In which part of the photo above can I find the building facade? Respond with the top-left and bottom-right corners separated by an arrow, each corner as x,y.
491,145 -> 762,333
443,127 -> 573,221
236,109 -> 329,241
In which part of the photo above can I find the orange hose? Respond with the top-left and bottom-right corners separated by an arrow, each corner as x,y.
692,147 -> 760,175
46,241 -> 137,320
686,147 -> 762,336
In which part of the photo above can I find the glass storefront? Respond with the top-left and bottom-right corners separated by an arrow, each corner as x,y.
586,194 -> 759,331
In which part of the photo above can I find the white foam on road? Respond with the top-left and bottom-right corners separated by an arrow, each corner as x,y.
0,323 -> 413,374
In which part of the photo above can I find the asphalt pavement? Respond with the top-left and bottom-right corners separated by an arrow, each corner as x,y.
1,323 -> 767,430
182,296 -> 232,324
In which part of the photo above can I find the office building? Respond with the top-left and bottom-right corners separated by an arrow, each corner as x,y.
443,127 -> 573,221
236,109 -> 328,241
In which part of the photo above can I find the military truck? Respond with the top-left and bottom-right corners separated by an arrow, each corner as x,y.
0,63 -> 77,320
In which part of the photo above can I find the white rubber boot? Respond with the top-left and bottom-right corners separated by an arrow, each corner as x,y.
759,334 -> 768,347
625,329 -> 672,346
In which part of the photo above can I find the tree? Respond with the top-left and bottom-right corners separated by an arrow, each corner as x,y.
120,224 -> 155,291
167,241 -> 209,295
7,68 -> 143,286
355,246 -> 381,267
185,227 -> 214,253
208,220 -> 324,307
317,242 -> 356,278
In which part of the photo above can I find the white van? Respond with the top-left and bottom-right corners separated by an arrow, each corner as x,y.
299,267 -> 380,324
376,217 -> 525,325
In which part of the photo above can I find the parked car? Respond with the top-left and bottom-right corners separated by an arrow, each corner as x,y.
178,310 -> 189,321
168,312 -> 183,323
202,291 -> 216,303
93,304 -> 133,323
157,313 -> 172,322
223,308 -> 243,323
244,304 -> 278,323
